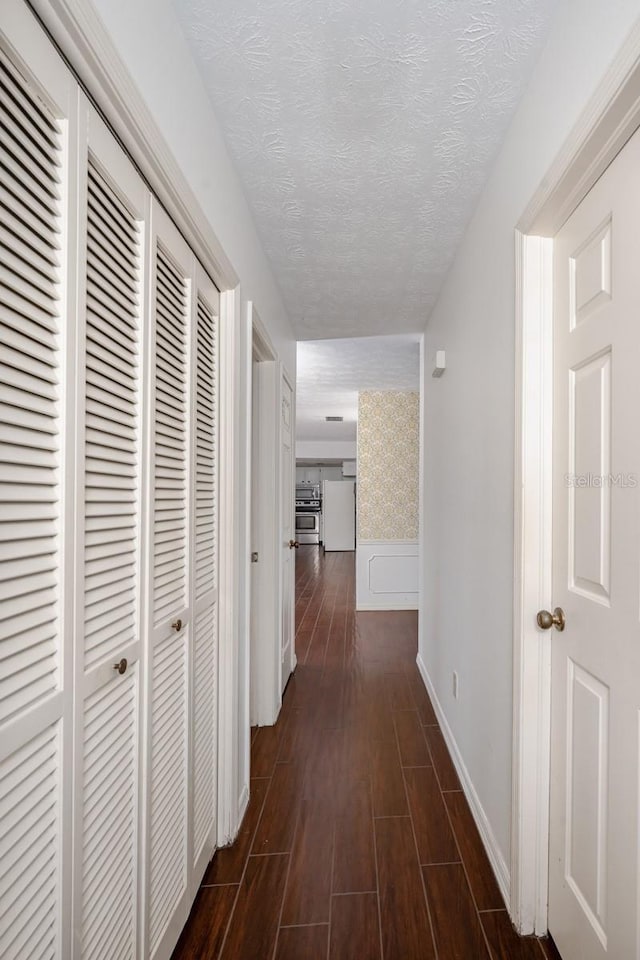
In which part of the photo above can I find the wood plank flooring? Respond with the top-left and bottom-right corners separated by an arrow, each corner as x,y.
172,546 -> 560,960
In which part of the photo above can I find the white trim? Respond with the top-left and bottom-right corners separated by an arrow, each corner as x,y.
357,602 -> 419,612
236,300 -> 253,831
252,307 -> 277,364
511,233 -> 553,935
417,653 -> 510,907
237,782 -> 250,826
217,285 -> 241,845
356,540 -> 419,611
520,18 -> 640,236
29,0 -> 238,293
512,25 -> 640,937
357,538 -> 421,545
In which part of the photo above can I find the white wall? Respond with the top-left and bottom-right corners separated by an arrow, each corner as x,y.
89,0 -> 295,375
421,0 -> 640,875
296,440 -> 357,460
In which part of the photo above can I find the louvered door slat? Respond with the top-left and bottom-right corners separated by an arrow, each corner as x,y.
85,290 -> 138,345
0,77 -> 61,169
83,159 -> 139,672
87,176 -> 138,257
193,606 -> 216,857
152,244 -> 187,627
0,136 -> 60,215
0,58 -> 60,145
0,243 -> 58,301
80,673 -> 137,960
191,280 -> 218,869
194,294 -> 217,600
148,633 -> 187,954
0,42 -> 62,784
0,724 -> 60,960
0,200 -> 60,264
87,230 -> 137,288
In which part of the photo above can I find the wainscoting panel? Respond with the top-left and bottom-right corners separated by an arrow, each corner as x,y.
356,540 -> 419,610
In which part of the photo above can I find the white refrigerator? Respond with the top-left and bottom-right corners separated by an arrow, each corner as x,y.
322,480 -> 356,551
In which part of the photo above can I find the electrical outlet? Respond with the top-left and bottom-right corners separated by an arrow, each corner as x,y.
452,671 -> 459,699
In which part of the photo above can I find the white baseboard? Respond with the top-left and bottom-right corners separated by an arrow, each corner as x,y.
237,782 -> 249,828
356,540 -> 419,611
416,652 -> 511,907
357,601 -> 420,611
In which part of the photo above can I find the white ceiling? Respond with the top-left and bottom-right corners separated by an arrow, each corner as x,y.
174,0 -> 557,340
296,335 -> 420,441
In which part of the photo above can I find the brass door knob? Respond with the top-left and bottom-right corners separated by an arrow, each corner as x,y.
113,658 -> 128,675
288,539 -> 299,549
172,618 -> 183,632
537,607 -> 566,631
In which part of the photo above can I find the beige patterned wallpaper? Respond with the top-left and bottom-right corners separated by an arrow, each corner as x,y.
357,391 -> 419,541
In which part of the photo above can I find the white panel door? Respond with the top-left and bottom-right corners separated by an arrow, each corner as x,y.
0,8 -> 75,959
72,103 -> 148,960
280,372 -> 295,693
549,125 -> 640,959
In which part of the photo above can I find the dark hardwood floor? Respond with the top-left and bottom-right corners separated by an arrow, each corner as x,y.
172,546 -> 560,960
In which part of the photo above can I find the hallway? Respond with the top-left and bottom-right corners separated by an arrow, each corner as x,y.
172,548 -> 559,960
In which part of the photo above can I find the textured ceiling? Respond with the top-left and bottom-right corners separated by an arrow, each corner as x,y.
174,0 -> 557,339
296,335 -> 420,441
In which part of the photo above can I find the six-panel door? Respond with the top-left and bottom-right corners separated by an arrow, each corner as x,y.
549,125 -> 640,959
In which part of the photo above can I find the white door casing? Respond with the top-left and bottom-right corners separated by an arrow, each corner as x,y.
547,127 -> 640,960
250,352 -> 260,721
512,23 -> 640,939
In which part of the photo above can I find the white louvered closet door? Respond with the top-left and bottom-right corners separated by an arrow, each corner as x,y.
72,103 -> 148,960
144,202 -> 192,960
0,7 -> 76,959
190,265 -> 220,884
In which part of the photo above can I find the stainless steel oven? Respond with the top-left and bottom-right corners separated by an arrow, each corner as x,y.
295,499 -> 321,544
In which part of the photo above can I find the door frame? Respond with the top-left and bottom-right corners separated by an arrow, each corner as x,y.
248,308 -> 282,727
512,24 -> 640,935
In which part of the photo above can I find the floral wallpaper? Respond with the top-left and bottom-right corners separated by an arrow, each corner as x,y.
357,391 -> 419,541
